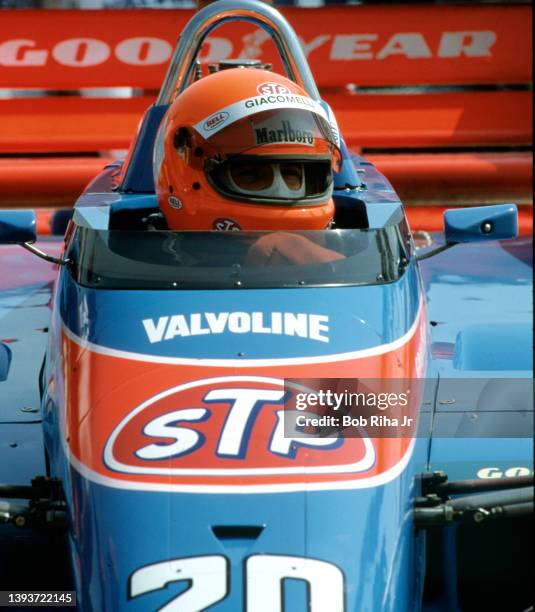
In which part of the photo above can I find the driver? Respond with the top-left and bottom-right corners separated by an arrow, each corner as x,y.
153,68 -> 344,263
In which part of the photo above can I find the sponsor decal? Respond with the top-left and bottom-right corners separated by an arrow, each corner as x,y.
203,111 -> 229,131
257,82 -> 291,96
243,93 -> 316,111
167,196 -> 182,210
212,218 -> 241,231
141,311 -> 330,343
193,94 -> 328,140
103,376 -> 374,478
254,120 -> 314,147
477,466 -> 533,479
0,31 -> 497,68
62,303 -> 426,492
0,36 -> 172,67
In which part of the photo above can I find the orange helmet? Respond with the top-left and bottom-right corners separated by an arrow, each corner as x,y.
153,68 -> 341,231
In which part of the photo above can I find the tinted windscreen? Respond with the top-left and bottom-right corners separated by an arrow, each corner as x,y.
69,228 -> 407,289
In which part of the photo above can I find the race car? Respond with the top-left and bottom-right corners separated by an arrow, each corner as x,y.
0,1 -> 532,610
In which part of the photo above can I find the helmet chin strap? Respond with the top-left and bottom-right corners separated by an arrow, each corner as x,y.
225,163 -> 306,200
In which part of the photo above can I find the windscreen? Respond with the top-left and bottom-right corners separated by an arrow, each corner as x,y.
68,227 -> 408,290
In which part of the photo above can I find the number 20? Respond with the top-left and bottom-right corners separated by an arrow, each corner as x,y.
130,553 -> 345,611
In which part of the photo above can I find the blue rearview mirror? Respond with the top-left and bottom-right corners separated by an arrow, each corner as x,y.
444,204 -> 518,244
0,210 -> 37,244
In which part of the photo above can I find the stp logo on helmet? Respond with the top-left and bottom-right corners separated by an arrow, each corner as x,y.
257,82 -> 291,96
203,111 -> 229,131
213,218 -> 241,231
102,376 -> 376,489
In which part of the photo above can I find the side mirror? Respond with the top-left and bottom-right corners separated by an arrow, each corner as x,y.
0,209 -> 68,265
444,203 -> 518,243
417,204 -> 518,261
0,210 -> 36,244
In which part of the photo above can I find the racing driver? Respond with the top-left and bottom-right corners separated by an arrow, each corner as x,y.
153,67 -> 344,263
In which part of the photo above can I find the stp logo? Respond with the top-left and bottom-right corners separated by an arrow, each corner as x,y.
257,82 -> 291,96
212,218 -> 241,231
103,376 -> 375,489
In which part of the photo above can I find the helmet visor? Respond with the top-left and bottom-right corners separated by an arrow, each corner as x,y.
225,160 -> 305,198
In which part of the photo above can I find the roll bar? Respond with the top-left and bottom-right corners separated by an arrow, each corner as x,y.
155,0 -> 321,105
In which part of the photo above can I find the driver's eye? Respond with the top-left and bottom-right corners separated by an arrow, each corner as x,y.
231,163 -> 273,191
280,163 -> 303,190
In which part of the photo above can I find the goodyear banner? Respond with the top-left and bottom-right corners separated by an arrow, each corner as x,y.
0,4 -> 531,89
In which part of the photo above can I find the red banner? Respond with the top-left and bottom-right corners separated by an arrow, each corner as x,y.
0,5 -> 531,90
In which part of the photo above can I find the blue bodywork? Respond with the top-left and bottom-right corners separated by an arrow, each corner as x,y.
0,181 -> 531,612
